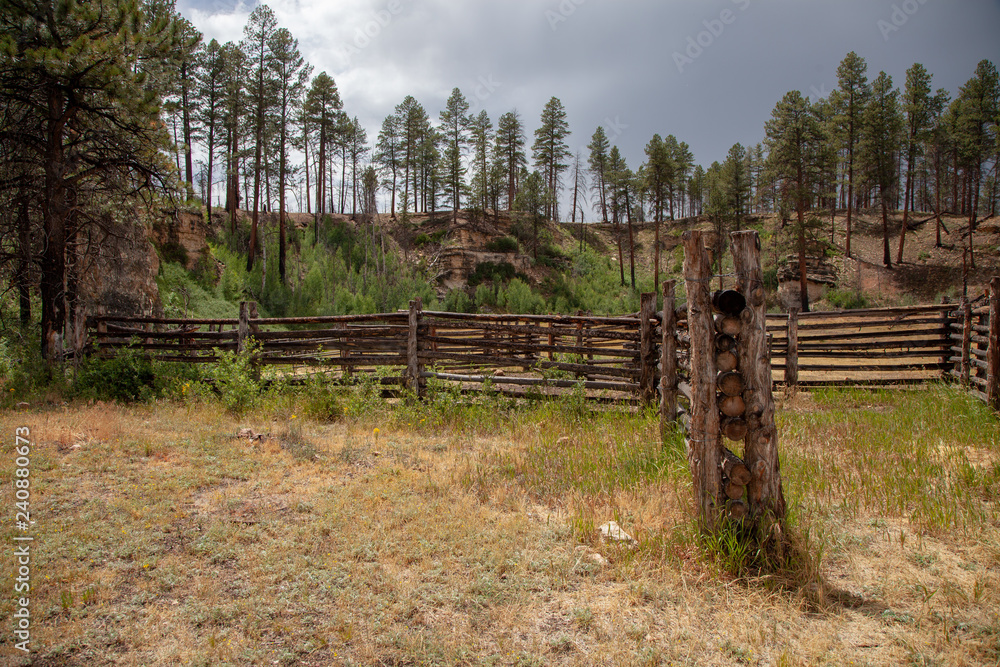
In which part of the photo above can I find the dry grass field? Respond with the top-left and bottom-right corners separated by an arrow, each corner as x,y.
1,384 -> 998,666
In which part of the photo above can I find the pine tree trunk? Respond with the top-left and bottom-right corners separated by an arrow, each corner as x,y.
897,149 -> 914,264
626,186 -> 636,289
881,190 -> 891,268
17,195 -> 31,327
181,62 -> 194,199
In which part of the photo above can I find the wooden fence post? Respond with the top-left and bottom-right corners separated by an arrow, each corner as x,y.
407,298 -> 423,398
660,280 -> 678,429
682,231 -> 723,529
988,277 -> 1000,410
238,301 -> 250,355
731,230 -> 787,527
639,292 -> 657,406
785,308 -> 799,393
961,297 -> 972,388
237,301 -> 261,379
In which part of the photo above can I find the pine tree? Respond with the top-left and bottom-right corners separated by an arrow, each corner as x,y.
269,27 -> 310,283
861,71 -> 903,268
954,60 -> 999,269
197,38 -> 226,221
569,152 -> 587,249
242,4 -> 279,272
495,111 -> 527,210
533,97 -> 571,221
440,88 -> 470,223
304,72 -> 342,242
469,110 -> 493,214
674,141 -> 694,217
347,117 -> 369,217
220,41 -> 246,232
830,51 -> 870,257
587,126 -> 611,222
0,0 -> 178,360
897,63 -> 934,264
765,91 -> 827,311
644,134 -> 670,290
662,135 -> 681,220
926,89 -> 953,246
375,113 -> 403,217
514,171 -> 546,259
607,146 -> 627,286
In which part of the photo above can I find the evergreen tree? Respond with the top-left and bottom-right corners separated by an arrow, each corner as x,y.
220,41 -> 246,232
830,51 -> 870,257
197,38 -> 226,220
662,135 -> 681,219
0,0 -> 178,360
375,112 -> 403,217
242,4 -> 279,271
303,72 -> 342,242
674,141 -> 694,217
347,117 -> 369,217
607,146 -> 627,286
532,97 -> 571,221
765,91 -> 827,311
495,111 -> 527,209
861,71 -> 903,267
897,63 -> 934,263
440,87 -> 470,223
587,126 -> 611,222
926,89 -> 953,246
514,170 -> 546,259
644,134 -> 670,290
269,27 -> 310,283
469,110 -> 494,214
954,59 -> 999,268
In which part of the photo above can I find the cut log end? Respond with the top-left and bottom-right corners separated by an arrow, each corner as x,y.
717,371 -> 744,396
718,394 -> 746,418
727,499 -> 748,520
725,481 -> 745,500
715,315 -> 742,337
722,447 -> 752,486
712,289 -> 747,316
716,350 -> 738,373
722,417 -> 748,442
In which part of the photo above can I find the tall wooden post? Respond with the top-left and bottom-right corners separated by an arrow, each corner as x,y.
682,231 -> 723,528
961,297 -> 972,388
407,298 -> 423,398
238,301 -> 260,379
238,301 -> 250,355
731,231 -> 786,525
660,280 -> 678,428
988,277 -> 1000,410
639,292 -> 657,406
785,308 -> 799,393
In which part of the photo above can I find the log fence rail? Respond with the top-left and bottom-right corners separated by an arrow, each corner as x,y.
84,277 -> 999,412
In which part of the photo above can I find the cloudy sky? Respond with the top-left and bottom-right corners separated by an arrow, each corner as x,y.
177,0 -> 1000,217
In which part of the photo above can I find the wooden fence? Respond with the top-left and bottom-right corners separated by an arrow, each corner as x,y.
84,279 -> 999,411
86,298 -> 661,405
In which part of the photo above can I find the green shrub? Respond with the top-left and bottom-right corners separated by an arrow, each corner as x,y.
468,261 -> 517,287
485,236 -> 519,253
825,288 -> 871,311
300,371 -> 342,421
211,342 -> 264,415
74,346 -> 156,402
443,288 -> 475,313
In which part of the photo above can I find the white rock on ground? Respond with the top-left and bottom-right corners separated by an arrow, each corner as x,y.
598,520 -> 636,545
